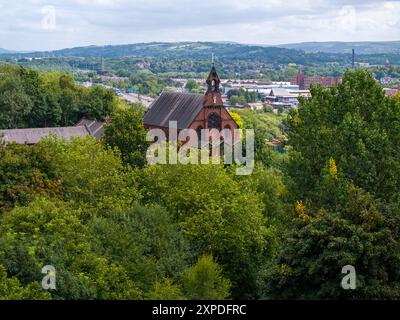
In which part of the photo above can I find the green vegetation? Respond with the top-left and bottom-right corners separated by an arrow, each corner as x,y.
0,65 -> 117,129
185,80 -> 203,94
103,104 -> 149,168
2,42 -> 399,84
227,88 -> 258,106
128,71 -> 178,97
0,67 -> 400,300
266,69 -> 400,299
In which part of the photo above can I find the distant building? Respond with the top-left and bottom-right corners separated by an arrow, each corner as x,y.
265,87 -> 311,109
98,75 -> 129,82
0,119 -> 104,145
222,80 -> 298,95
383,87 -> 400,97
268,88 -> 298,105
243,103 -> 264,111
291,67 -> 342,90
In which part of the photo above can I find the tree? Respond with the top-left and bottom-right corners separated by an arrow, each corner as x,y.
229,95 -> 239,106
0,77 -> 33,128
266,69 -> 400,299
0,265 -> 50,300
59,88 -> 78,125
263,104 -> 273,113
265,185 -> 400,299
88,206 -> 190,294
0,66 -> 118,128
137,163 -> 268,298
147,278 -> 186,300
181,255 -> 231,300
0,142 -> 62,212
38,137 -> 139,213
0,197 -> 141,300
185,80 -> 202,93
287,69 -> 400,203
103,104 -> 149,168
228,111 -> 244,128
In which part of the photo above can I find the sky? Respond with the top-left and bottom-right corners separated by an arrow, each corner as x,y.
1,0 -> 400,51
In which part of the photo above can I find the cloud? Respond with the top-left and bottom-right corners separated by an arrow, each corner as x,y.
0,0 -> 399,51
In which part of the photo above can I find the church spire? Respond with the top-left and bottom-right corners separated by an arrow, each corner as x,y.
204,64 -> 223,106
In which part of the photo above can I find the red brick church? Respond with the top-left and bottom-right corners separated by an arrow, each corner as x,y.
144,66 -> 238,139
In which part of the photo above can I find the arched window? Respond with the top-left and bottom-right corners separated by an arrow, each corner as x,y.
207,113 -> 221,129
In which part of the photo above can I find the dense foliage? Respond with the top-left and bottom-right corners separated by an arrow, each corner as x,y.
1,67 -> 400,300
265,69 -> 400,299
0,65 -> 117,129
2,42 -> 399,85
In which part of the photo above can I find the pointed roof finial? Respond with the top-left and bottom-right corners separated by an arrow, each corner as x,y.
211,53 -> 215,66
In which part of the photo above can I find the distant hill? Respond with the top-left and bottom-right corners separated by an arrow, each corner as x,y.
4,41 -> 400,66
277,41 -> 400,54
0,48 -> 26,55
0,48 -> 15,54
11,42 -> 353,65
21,42 -> 294,59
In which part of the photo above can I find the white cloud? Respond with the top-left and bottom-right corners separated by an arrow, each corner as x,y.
0,0 -> 399,51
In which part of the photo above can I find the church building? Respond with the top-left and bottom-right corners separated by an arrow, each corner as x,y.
143,66 -> 239,140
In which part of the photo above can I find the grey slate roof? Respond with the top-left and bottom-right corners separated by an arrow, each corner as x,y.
76,119 -> 105,140
0,127 -> 90,145
0,119 -> 105,145
270,88 -> 297,97
144,92 -> 204,130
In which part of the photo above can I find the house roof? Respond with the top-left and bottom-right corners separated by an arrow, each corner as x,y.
0,119 -> 105,145
270,88 -> 297,97
0,126 -> 90,145
76,118 -> 105,140
143,92 -> 205,130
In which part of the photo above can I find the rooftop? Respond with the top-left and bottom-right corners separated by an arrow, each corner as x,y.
144,92 -> 205,130
0,119 -> 104,145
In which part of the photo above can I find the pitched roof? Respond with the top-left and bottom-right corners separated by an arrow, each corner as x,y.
0,119 -> 105,145
144,92 -> 204,130
270,88 -> 297,97
0,126 -> 90,145
76,119 -> 105,140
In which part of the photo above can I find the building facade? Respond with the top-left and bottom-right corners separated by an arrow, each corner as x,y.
291,67 -> 342,90
144,66 -> 239,141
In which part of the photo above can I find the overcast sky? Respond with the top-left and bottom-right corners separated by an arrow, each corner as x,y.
1,0 -> 400,51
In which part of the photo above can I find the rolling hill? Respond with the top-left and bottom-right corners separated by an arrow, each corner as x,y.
3,42 -> 354,65
277,41 -> 400,54
2,41 -> 400,66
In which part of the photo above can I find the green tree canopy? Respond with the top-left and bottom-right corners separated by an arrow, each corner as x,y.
103,103 -> 149,168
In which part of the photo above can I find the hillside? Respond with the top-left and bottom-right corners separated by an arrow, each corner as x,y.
5,41 -> 399,66
277,41 -> 400,54
0,48 -> 15,54
14,42 -> 323,62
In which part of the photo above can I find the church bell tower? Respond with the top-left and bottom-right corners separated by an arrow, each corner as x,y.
204,65 -> 224,107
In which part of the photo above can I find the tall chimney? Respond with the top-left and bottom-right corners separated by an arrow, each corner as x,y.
352,49 -> 355,69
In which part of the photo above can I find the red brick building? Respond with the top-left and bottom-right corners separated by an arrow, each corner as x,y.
144,66 -> 239,141
291,67 -> 342,90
